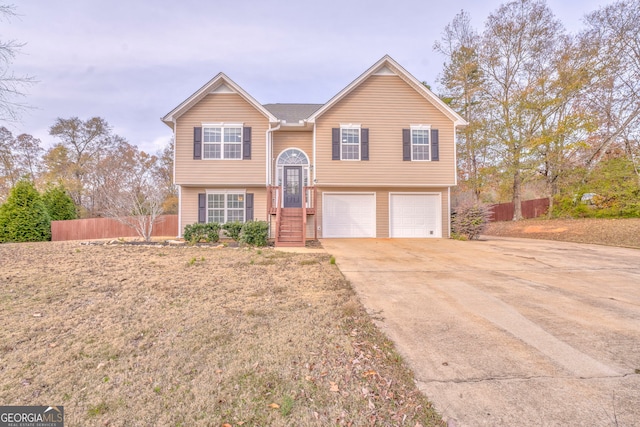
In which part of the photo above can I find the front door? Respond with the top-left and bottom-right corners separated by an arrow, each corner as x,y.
283,166 -> 302,208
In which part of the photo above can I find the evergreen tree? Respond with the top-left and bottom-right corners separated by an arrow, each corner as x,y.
0,180 -> 51,242
42,184 -> 77,221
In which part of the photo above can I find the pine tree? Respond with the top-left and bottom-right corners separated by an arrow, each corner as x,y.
0,180 -> 51,242
42,184 -> 77,221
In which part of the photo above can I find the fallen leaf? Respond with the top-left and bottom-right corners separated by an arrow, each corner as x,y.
330,381 -> 339,392
362,370 -> 377,377
215,369 -> 223,374
222,424 -> 232,427
269,403 -> 280,409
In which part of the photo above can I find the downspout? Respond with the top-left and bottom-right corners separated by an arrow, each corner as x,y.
312,122 -> 317,183
266,123 -> 281,186
447,187 -> 451,239
453,124 -> 458,186
173,118 -> 182,238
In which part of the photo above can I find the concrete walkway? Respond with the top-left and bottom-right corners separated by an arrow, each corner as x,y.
321,237 -> 640,426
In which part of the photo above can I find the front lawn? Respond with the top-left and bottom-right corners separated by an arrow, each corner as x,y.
0,241 -> 443,426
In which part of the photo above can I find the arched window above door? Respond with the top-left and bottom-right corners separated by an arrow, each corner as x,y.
277,148 -> 309,165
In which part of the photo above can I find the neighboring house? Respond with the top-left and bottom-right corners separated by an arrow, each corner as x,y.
162,55 -> 467,246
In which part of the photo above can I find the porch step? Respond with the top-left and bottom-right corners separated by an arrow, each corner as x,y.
276,208 -> 305,247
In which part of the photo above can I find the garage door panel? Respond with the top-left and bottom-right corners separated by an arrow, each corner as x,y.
323,193 -> 376,238
390,194 -> 441,238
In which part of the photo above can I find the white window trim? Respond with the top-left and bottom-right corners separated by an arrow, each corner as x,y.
340,124 -> 361,161
202,123 -> 243,160
275,147 -> 311,193
410,124 -> 431,162
205,189 -> 246,223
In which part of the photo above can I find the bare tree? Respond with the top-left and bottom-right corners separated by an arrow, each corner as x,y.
582,0 -> 640,187
0,4 -> 35,122
47,116 -> 117,214
0,126 -> 42,202
101,149 -> 166,242
478,0 -> 565,219
435,10 -> 490,202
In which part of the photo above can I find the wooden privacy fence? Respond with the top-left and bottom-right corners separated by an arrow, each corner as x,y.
51,215 -> 179,241
490,198 -> 550,222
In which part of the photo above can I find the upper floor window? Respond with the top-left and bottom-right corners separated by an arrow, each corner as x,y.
341,126 -> 361,160
203,125 -> 242,159
332,126 -> 369,161
411,126 -> 431,161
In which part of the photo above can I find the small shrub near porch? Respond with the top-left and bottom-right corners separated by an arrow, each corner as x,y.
183,223 -> 221,243
183,220 -> 269,246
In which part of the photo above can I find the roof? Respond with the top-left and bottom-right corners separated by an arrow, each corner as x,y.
307,55 -> 468,128
263,103 -> 323,123
162,55 -> 467,129
161,73 -> 277,128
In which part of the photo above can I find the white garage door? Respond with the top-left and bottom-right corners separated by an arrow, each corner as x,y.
323,193 -> 376,238
390,193 -> 441,238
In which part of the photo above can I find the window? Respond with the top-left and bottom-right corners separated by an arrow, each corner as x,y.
341,127 -> 360,160
202,125 -> 242,159
207,192 -> 245,223
411,126 -> 431,161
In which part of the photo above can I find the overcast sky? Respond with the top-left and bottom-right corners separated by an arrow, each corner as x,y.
4,0 -> 608,154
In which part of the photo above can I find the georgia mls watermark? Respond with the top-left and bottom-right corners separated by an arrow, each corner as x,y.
0,406 -> 63,427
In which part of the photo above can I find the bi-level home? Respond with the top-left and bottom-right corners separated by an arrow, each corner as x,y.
162,55 -> 467,246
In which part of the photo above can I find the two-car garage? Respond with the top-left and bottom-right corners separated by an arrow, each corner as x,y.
322,192 -> 442,238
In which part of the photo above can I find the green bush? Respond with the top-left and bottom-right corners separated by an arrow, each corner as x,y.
42,184 -> 77,221
451,202 -> 492,240
240,220 -> 269,247
552,157 -> 640,218
183,222 -> 220,243
222,221 -> 243,241
0,180 -> 51,242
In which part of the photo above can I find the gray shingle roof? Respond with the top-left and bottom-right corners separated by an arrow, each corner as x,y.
262,103 -> 323,123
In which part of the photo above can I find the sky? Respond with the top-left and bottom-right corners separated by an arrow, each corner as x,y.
3,0 -> 610,154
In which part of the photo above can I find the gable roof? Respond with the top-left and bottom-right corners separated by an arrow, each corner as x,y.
161,55 -> 467,129
307,55 -> 468,128
263,103 -> 323,123
161,73 -> 277,128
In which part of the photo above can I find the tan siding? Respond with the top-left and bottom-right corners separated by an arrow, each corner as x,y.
175,93 -> 269,185
316,187 -> 449,239
180,186 -> 268,236
315,75 -> 456,186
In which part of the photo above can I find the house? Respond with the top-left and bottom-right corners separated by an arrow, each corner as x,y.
162,55 -> 467,246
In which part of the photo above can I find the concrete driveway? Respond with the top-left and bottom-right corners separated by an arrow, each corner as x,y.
321,237 -> 640,426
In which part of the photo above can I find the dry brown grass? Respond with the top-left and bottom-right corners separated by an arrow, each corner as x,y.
0,241 -> 444,427
485,217 -> 640,248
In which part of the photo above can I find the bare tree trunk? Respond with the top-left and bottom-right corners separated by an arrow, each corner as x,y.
512,169 -> 522,221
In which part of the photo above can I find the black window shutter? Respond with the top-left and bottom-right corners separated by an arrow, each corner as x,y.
332,128 -> 340,160
198,193 -> 206,223
243,127 -> 252,160
245,193 -> 254,221
361,128 -> 369,160
402,129 -> 411,161
194,127 -> 202,160
431,129 -> 439,161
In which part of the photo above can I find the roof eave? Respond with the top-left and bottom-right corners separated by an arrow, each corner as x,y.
161,73 -> 277,126
306,54 -> 467,127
